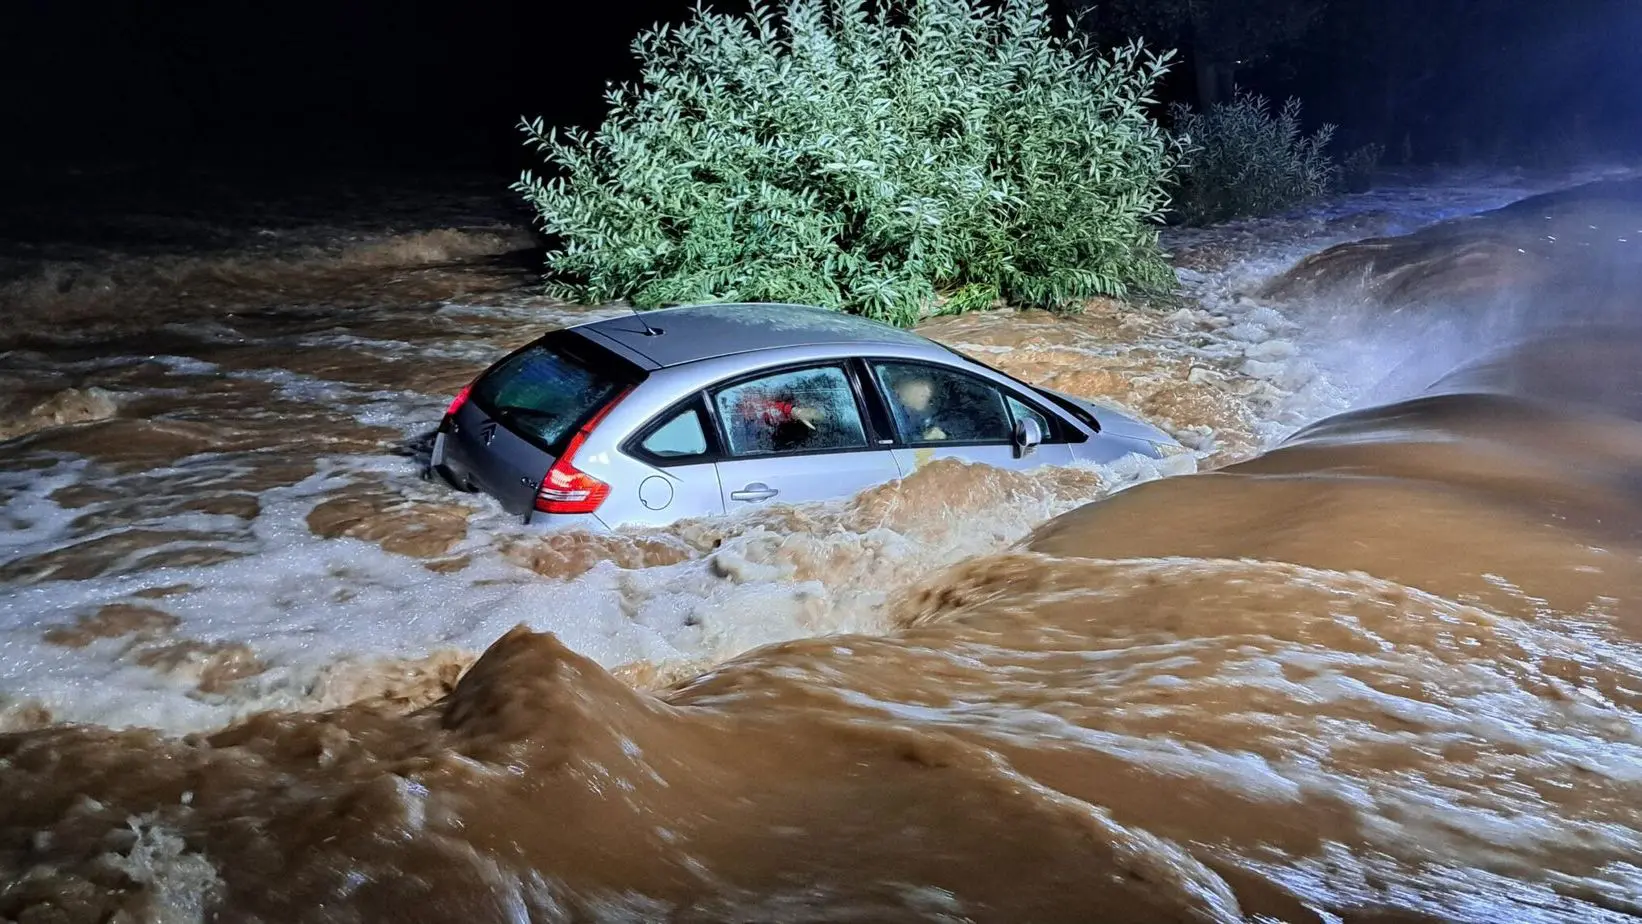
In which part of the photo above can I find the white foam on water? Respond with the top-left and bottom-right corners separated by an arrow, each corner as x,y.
1147,169 -> 1615,449
1235,841 -> 1642,923
221,365 -> 445,432
0,460 -> 87,555
0,440 -> 1192,733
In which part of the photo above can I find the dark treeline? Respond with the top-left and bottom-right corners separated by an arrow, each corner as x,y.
1076,0 -> 1642,167
2,0 -> 701,173
3,0 -> 1639,174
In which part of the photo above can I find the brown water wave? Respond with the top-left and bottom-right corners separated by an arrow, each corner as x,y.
1260,177 -> 1642,320
0,227 -> 538,345
7,329 -> 1642,922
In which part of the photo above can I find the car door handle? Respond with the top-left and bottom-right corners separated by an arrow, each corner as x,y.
730,483 -> 780,502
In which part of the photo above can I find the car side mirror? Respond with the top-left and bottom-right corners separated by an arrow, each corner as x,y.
1013,417 -> 1043,458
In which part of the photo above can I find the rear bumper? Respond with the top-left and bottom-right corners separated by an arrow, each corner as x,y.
426,429 -> 477,493
427,426 -> 609,532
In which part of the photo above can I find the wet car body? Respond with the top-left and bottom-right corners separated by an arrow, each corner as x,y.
428,302 -> 1183,530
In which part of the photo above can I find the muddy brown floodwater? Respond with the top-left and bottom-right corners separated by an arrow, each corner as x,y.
9,331 -> 1642,924
5,169 -> 1642,923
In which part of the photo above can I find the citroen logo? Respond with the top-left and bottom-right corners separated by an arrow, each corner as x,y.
479,421 -> 498,445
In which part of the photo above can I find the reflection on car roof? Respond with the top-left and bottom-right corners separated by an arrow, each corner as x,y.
574,302 -> 932,369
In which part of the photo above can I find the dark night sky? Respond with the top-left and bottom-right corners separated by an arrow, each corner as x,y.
4,0 -> 1642,179
4,0 -> 712,174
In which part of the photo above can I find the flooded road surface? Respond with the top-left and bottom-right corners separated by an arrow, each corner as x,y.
5,166 -> 1642,921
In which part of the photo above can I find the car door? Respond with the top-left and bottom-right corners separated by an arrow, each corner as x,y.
708,362 -> 903,511
611,396 -> 727,526
865,359 -> 1076,474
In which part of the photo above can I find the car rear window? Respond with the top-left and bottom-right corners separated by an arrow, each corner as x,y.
470,332 -> 635,450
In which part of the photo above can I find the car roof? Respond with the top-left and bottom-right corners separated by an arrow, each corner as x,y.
570,302 -> 932,370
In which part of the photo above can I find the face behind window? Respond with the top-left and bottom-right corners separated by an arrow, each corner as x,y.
874,362 -> 1012,443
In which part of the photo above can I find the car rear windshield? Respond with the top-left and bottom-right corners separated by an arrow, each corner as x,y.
470,331 -> 637,450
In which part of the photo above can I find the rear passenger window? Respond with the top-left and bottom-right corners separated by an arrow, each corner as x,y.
641,407 -> 709,459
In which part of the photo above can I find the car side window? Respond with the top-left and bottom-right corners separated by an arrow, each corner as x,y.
714,366 -> 869,457
1007,395 -> 1052,437
872,361 -> 1012,444
640,406 -> 710,460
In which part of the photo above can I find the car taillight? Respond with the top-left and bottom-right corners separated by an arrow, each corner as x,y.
445,382 -> 473,417
534,387 -> 632,516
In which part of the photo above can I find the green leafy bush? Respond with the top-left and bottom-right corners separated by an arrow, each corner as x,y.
1167,90 -> 1338,225
513,0 -> 1185,326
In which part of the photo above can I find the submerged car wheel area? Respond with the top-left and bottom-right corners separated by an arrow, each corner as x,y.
428,302 -> 1183,530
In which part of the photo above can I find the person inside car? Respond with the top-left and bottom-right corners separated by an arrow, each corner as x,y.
734,387 -> 826,452
891,373 -> 954,441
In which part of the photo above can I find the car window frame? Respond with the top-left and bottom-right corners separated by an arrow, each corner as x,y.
854,356 -> 1077,448
701,359 -> 892,461
622,393 -> 724,467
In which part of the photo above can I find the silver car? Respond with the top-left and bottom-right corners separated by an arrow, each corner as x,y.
428,302 -> 1183,530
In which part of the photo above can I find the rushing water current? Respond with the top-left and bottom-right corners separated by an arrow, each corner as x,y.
5,166 -> 1642,922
